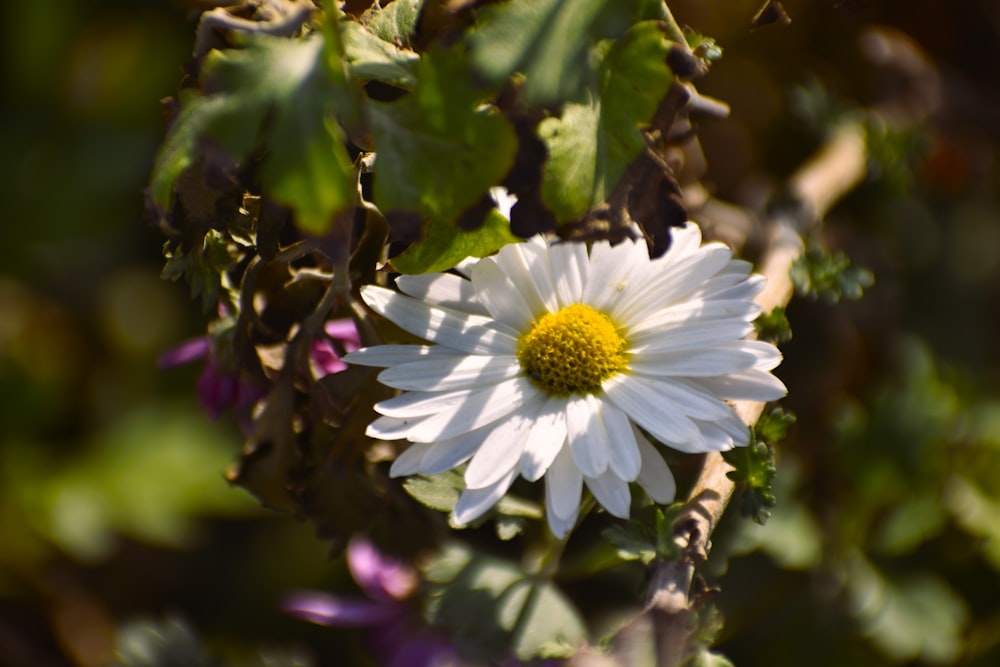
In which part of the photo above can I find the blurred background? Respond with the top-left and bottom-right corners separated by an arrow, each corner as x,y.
1,0 -> 998,665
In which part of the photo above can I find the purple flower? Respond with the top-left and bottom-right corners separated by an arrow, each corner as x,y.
284,538 -> 472,667
310,318 -> 362,377
159,335 -> 262,420
160,318 -> 359,420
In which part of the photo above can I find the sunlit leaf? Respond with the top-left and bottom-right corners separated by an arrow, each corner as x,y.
360,0 -> 422,47
151,33 -> 356,236
369,47 -> 517,226
341,19 -> 419,88
687,649 -> 735,667
469,0 -> 643,105
872,494 -> 947,556
846,556 -> 969,665
389,209 -> 519,274
539,22 -> 673,222
423,544 -> 585,661
499,577 -> 587,659
110,617 -> 214,667
404,470 -> 464,513
943,477 -> 1000,570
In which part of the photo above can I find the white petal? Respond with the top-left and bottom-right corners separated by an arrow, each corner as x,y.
713,409 -> 752,445
360,286 -> 517,355
453,257 -> 479,278
626,299 -> 761,337
699,273 -> 765,301
601,375 -> 700,447
694,369 -> 788,402
599,400 -> 642,481
367,415 -> 428,441
344,344 -> 461,367
545,504 -> 578,539
661,222 -> 703,261
452,469 -> 518,526
585,472 -> 631,518
377,355 -> 521,391
612,244 -> 733,323
547,242 -> 588,307
404,377 -> 539,443
388,442 -> 433,476
583,238 -> 649,314
419,426 -> 493,474
464,399 -> 544,489
692,265 -> 751,296
471,257 -> 535,331
743,339 -> 783,371
627,347 -> 759,377
395,273 -> 489,316
566,394 -> 610,478
633,427 -> 676,504
494,239 -> 559,316
375,388 -> 479,418
640,377 -> 737,420
629,319 -> 755,354
546,445 -> 583,521
519,396 -> 570,481
688,419 -> 736,451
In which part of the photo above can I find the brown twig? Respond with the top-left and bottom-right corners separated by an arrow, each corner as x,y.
193,0 -> 315,61
642,121 -> 867,667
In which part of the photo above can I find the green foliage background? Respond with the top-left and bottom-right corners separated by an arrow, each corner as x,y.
2,0 -> 1000,665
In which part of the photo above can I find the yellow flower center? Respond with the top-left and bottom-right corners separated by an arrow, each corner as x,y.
517,304 -> 628,396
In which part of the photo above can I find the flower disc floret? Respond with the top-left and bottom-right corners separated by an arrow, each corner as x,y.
517,304 -> 627,396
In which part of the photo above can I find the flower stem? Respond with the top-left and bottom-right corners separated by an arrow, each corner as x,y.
528,496 -> 596,578
660,1 -> 689,50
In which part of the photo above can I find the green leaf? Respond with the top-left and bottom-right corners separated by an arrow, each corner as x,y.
846,557 -> 969,664
469,0 -> 642,105
369,47 -> 517,225
341,19 -> 419,88
110,617 -> 215,667
424,547 -> 524,661
423,545 -> 585,661
403,469 -> 464,513
723,439 -> 777,525
495,492 -> 544,520
361,0 -> 422,47
499,578 -> 587,660
753,305 -> 793,344
684,31 -> 724,63
495,515 -> 525,541
390,209 -> 519,274
539,22 -> 673,222
161,230 -> 244,313
872,494 -> 948,556
151,33 -> 356,236
9,404 -> 260,563
943,476 -> 1000,570
755,406 -> 797,445
602,506 -> 682,564
751,500 -> 823,570
790,245 -> 875,303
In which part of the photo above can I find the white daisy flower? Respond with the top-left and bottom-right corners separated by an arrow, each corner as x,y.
346,223 -> 786,537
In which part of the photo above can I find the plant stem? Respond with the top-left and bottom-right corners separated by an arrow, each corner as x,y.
660,2 -> 689,49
